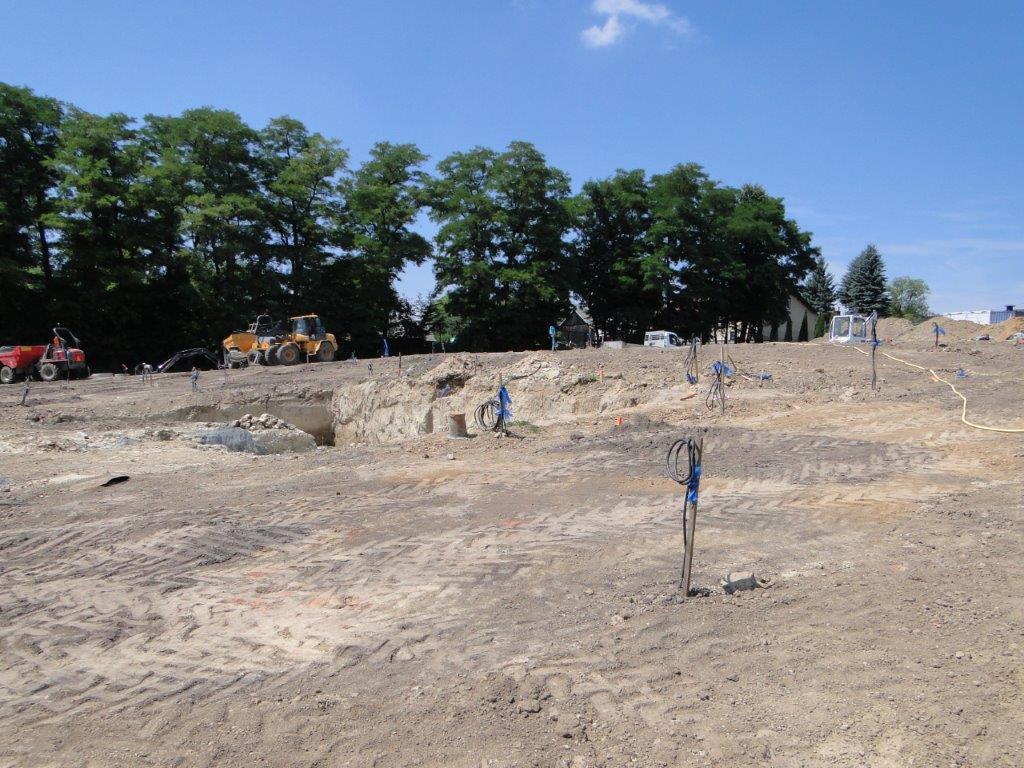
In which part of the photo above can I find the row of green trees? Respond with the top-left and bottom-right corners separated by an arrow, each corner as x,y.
4,82 -> 840,367
2,83 -> 433,367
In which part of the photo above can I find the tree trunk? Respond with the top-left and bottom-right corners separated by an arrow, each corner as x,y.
37,220 -> 53,288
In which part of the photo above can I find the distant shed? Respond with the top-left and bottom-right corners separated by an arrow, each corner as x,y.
560,307 -> 595,348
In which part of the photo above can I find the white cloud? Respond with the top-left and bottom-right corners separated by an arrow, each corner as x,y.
582,14 -> 624,46
582,0 -> 693,47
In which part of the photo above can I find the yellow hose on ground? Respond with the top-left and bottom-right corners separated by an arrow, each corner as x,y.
850,344 -> 1024,433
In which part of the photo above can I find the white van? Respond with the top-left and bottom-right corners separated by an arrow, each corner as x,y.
644,330 -> 684,348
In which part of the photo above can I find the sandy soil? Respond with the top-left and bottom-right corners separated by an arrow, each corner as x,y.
1,335 -> 1022,767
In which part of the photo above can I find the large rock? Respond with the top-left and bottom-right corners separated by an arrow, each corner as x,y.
198,426 -> 316,455
251,429 -> 316,454
198,427 -> 259,454
721,571 -> 759,594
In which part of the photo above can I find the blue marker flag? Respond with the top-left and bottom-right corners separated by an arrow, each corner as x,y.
382,338 -> 390,357
497,386 -> 513,421
710,361 -> 734,377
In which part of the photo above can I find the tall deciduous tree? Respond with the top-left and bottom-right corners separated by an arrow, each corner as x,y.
715,184 -> 818,341
647,166 -> 817,342
570,169 -> 662,340
0,83 -> 62,335
646,163 -> 710,339
336,141 -> 431,345
839,245 -> 890,315
257,116 -> 348,304
429,142 -> 572,350
888,276 -> 930,322
145,108 -> 268,330
48,109 -> 148,354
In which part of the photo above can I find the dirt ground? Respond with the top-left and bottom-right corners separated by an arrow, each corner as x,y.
1,333 -> 1022,768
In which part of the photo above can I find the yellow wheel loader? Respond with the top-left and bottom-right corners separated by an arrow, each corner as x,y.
223,314 -> 338,368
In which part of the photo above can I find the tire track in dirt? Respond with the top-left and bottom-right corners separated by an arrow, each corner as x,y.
0,404 -> 1013,759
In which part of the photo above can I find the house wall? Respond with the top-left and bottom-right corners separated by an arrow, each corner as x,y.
761,295 -> 818,342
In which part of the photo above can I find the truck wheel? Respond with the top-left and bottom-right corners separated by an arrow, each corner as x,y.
0,366 -> 14,385
39,362 -> 60,382
247,349 -> 263,366
316,342 -> 335,362
265,345 -> 281,366
227,348 -> 247,368
277,343 -> 300,365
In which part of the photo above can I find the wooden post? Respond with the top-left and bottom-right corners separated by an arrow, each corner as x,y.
720,346 -> 726,413
869,311 -> 879,391
680,435 -> 703,597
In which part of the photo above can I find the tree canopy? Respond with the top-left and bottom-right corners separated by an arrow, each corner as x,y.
2,81 -> 834,368
888,276 -> 931,322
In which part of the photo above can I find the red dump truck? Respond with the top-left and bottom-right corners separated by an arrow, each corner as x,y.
0,327 -> 89,384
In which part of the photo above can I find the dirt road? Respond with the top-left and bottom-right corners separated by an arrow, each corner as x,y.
1,339 -> 1021,767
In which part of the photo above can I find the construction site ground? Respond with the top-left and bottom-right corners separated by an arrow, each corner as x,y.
1,328 -> 1022,767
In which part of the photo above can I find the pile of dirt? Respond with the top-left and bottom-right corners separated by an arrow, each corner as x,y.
989,316 -> 1024,340
231,412 -> 295,431
875,317 -> 913,339
897,316 -> 983,345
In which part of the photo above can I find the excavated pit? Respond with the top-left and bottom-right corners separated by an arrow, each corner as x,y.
328,353 -> 672,444
156,353 -> 683,447
165,395 -> 336,446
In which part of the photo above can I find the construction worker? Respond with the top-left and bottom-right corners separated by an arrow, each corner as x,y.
190,366 -> 199,392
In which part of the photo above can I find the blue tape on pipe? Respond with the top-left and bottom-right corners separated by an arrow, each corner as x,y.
687,465 -> 701,504
710,361 -> 734,377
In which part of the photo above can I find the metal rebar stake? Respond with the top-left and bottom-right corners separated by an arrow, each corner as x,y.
667,436 -> 704,597
868,310 -> 879,390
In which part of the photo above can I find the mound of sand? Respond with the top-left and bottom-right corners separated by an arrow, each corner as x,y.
897,316 -> 983,345
989,316 -> 1024,340
875,317 -> 913,339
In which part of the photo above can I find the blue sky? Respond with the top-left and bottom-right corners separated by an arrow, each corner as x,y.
3,0 -> 1022,313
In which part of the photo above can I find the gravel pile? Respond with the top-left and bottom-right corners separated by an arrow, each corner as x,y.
231,413 -> 294,431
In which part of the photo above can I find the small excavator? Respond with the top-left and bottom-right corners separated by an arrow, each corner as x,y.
222,314 -> 338,368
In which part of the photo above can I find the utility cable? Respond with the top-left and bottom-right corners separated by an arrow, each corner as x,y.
474,385 -> 512,435
706,360 -> 731,412
684,337 -> 700,385
666,436 -> 704,594
850,344 -> 1024,434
